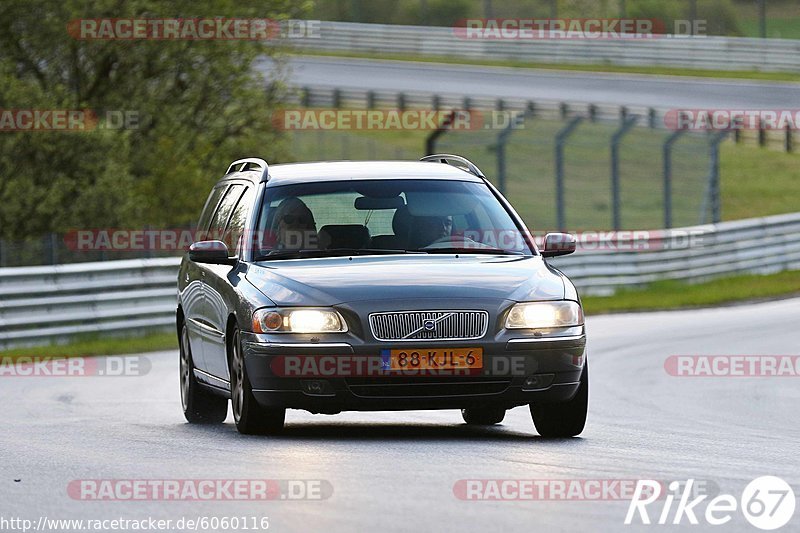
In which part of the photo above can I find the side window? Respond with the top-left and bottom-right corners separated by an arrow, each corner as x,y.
209,184 -> 245,239
196,185 -> 228,239
224,187 -> 254,255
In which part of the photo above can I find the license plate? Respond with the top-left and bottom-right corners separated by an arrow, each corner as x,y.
382,347 -> 483,370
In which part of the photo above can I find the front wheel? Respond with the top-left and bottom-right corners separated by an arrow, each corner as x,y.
530,363 -> 588,438
180,323 -> 228,424
229,327 -> 285,435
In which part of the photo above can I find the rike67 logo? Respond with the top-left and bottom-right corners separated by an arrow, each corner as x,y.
626,477 -> 795,530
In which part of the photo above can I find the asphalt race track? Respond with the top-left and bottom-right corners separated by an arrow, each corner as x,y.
275,56 -> 800,110
3,297 -> 798,531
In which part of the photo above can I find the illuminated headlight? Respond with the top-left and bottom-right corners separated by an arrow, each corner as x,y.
252,308 -> 348,333
505,301 -> 583,329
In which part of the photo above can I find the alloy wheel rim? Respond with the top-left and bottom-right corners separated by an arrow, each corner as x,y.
180,326 -> 191,411
231,331 -> 244,423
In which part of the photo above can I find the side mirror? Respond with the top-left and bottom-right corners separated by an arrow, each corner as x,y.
189,240 -> 236,265
541,233 -> 577,258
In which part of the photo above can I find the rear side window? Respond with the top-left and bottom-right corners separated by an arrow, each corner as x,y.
209,184 -> 245,237
224,187 -> 255,255
197,185 -> 228,237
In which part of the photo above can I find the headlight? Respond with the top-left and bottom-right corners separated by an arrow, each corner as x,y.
505,301 -> 583,329
252,308 -> 348,333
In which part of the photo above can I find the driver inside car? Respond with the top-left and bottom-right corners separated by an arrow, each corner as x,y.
272,197 -> 318,250
413,215 -> 453,248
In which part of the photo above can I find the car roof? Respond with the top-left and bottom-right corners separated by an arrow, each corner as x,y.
221,160 -> 486,186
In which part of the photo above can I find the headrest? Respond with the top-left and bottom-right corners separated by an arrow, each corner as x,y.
392,206 -> 412,237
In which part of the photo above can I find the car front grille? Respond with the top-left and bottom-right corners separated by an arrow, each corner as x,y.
368,310 -> 489,341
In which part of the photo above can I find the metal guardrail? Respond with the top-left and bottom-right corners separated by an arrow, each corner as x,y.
296,21 -> 800,72
1,213 -> 799,348
290,85 -> 795,153
0,258 -> 179,349
550,212 -> 800,295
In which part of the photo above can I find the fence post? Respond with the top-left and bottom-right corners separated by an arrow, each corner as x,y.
662,129 -> 688,229
493,111 -> 528,195
786,124 -> 793,153
0,238 -> 5,267
432,94 -> 440,111
559,102 -> 568,120
588,104 -> 597,123
367,90 -> 375,109
332,88 -> 341,108
610,116 -> 638,230
397,92 -> 406,112
496,135 -> 508,196
709,131 -> 728,224
301,86 -> 310,107
554,116 -> 584,231
425,110 -> 456,155
144,226 -> 153,259
648,108 -> 657,129
45,233 -> 59,265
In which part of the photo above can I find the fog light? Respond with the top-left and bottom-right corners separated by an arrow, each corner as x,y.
300,380 -> 334,396
522,373 -> 555,391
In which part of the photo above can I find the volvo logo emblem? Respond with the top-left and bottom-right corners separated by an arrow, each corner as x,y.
423,320 -> 436,331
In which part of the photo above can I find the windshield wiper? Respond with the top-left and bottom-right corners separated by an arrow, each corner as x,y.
257,248 -> 427,261
413,247 -> 524,255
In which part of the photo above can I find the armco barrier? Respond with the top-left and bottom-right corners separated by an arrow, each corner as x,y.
0,258 -> 179,349
1,213 -> 798,348
294,21 -> 800,73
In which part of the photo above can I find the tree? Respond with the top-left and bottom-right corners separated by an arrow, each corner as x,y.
0,0 -> 307,239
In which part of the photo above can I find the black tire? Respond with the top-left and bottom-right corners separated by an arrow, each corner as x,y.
461,407 -> 505,425
530,363 -> 588,438
229,327 -> 285,435
180,323 -> 228,424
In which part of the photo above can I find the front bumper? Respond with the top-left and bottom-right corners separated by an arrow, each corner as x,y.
240,330 -> 586,413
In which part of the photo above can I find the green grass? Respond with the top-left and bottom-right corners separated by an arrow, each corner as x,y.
740,17 -> 800,39
583,270 -> 800,314
737,2 -> 800,40
0,332 -> 177,361
721,143 -> 800,220
295,50 -> 800,83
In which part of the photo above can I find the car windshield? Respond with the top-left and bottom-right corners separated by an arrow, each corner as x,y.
252,179 -> 534,260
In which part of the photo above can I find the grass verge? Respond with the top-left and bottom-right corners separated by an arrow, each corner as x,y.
296,50 -> 800,83
0,332 -> 177,360
582,270 -> 800,314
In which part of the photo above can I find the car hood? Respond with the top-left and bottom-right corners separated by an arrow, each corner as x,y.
245,255 -> 565,306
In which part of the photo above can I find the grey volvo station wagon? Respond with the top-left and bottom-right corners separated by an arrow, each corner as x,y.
177,155 -> 587,436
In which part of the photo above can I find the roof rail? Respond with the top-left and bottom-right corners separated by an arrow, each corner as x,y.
420,154 -> 485,178
226,158 -> 269,182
